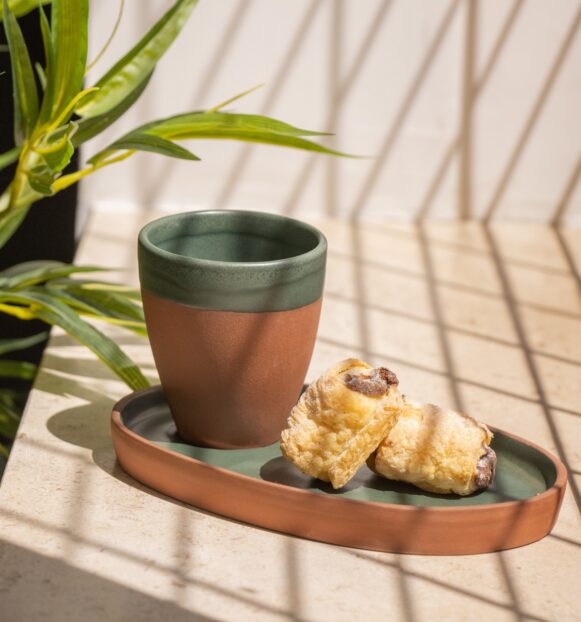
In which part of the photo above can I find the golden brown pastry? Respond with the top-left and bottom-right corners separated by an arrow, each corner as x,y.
368,401 -> 496,496
280,358 -> 404,489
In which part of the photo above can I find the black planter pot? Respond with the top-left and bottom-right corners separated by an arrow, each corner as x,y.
0,9 -> 79,412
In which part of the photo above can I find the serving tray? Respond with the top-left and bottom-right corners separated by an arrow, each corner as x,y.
111,386 -> 567,555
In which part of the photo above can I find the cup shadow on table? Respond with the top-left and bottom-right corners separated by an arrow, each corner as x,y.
44,401 -> 315,535
45,403 -> 211,516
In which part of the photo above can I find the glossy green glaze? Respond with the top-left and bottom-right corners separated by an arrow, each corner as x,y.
138,210 -> 327,312
122,387 -> 557,508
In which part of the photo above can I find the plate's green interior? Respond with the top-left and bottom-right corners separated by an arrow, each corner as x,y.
122,388 -> 557,507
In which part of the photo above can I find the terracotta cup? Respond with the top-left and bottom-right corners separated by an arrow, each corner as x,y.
138,209 -> 326,449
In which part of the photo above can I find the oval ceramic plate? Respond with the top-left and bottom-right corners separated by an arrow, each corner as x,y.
111,386 -> 567,555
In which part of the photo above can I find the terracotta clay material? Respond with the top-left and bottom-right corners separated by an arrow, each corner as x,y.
111,387 -> 568,556
142,289 -> 322,448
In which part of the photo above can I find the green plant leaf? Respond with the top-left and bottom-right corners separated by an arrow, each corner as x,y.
0,389 -> 21,407
140,111 -> 333,139
34,61 -> 46,90
25,163 -> 54,195
0,203 -> 31,250
35,120 -> 77,167
0,290 -> 149,390
0,260 -> 108,289
24,121 -> 79,196
0,387 -> 26,445
0,0 -> 50,20
0,359 -> 36,380
88,131 -> 199,165
73,70 -> 153,147
36,134 -> 74,172
41,0 -> 89,122
70,281 -> 142,300
91,112 -> 353,163
206,84 -> 265,113
46,279 -> 147,335
46,289 -> 147,335
76,0 -> 197,118
2,0 -> 39,142
0,332 -> 48,355
37,4 -> 54,123
0,400 -> 20,440
49,279 -> 144,320
0,146 -> 20,172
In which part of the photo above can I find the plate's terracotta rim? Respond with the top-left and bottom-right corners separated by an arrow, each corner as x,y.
111,386 -> 568,515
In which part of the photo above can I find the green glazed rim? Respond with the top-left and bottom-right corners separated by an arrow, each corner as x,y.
138,209 -> 327,312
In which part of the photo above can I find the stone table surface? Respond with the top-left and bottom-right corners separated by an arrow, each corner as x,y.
1,209 -> 580,622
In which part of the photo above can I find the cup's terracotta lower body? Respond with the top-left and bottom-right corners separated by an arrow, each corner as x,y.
142,289 -> 322,448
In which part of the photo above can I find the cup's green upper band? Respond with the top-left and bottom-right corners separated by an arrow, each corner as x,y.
138,210 -> 327,312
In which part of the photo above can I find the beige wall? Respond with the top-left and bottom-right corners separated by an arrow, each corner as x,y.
81,0 -> 581,223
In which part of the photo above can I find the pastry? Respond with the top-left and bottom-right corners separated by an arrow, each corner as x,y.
280,358 -> 404,489
368,401 -> 496,496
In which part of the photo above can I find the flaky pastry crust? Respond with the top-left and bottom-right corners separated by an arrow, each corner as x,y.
280,358 -> 403,489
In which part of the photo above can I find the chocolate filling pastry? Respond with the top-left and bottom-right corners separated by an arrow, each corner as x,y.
475,446 -> 497,489
281,358 -> 404,489
344,367 -> 399,396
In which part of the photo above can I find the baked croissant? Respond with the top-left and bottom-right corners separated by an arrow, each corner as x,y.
368,401 -> 496,496
280,358 -> 404,489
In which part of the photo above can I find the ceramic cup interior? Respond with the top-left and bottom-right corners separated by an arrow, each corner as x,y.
145,210 -> 321,263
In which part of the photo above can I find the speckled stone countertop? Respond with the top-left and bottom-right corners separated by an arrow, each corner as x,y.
1,210 -> 580,621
